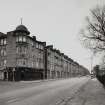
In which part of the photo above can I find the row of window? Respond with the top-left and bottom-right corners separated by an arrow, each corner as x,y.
16,46 -> 44,59
17,59 -> 27,66
16,36 -> 26,42
36,43 -> 44,50
16,36 -> 44,50
0,46 -> 27,56
0,36 -> 44,51
0,58 -> 44,68
16,58 -> 44,68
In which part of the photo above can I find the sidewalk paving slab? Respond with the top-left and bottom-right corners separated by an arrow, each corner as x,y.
66,78 -> 105,105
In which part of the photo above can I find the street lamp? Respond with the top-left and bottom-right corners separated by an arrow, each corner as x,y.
13,68 -> 15,81
90,49 -> 96,75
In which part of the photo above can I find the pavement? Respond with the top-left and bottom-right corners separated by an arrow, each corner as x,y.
0,77 -> 105,105
0,78 -> 64,93
0,77 -> 79,93
63,78 -> 105,105
0,77 -> 89,105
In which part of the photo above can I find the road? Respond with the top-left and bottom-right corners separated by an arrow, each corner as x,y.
0,77 -> 89,105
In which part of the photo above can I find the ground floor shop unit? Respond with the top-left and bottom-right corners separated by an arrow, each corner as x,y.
0,67 -> 44,81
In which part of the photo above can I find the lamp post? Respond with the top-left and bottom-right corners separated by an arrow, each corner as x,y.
90,50 -> 96,75
13,68 -> 15,81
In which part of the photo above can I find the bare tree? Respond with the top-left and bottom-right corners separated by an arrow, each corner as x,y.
80,5 -> 105,53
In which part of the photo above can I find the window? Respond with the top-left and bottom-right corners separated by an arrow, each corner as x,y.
36,43 -> 39,48
23,46 -> 27,54
23,59 -> 26,65
38,44 -> 43,50
32,61 -> 34,67
4,50 -> 6,56
29,39 -> 34,46
16,47 -> 19,53
16,36 -> 27,42
23,36 -> 26,42
19,36 -> 22,42
0,61 -> 2,66
17,59 -> 27,66
36,62 -> 39,68
0,38 -> 7,45
3,60 -> 7,66
48,52 -> 50,56
39,44 -> 41,49
16,46 -> 27,54
1,49 -> 3,56
16,37 -> 18,42
40,45 -> 43,50
0,59 -> 7,66
4,38 -> 6,45
0,39 -> 3,45
0,49 -> 6,56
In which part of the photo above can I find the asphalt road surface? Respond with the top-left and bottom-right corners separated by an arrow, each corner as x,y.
0,77 -> 89,105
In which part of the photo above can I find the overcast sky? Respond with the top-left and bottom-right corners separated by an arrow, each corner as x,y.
0,0 -> 104,71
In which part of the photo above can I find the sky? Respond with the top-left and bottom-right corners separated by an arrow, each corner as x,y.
0,0 -> 105,71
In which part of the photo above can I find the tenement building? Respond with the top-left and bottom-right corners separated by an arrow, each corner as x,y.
0,24 -> 46,81
0,24 -> 89,81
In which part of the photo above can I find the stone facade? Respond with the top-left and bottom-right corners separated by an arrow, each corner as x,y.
45,45 -> 89,79
0,24 -> 89,81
